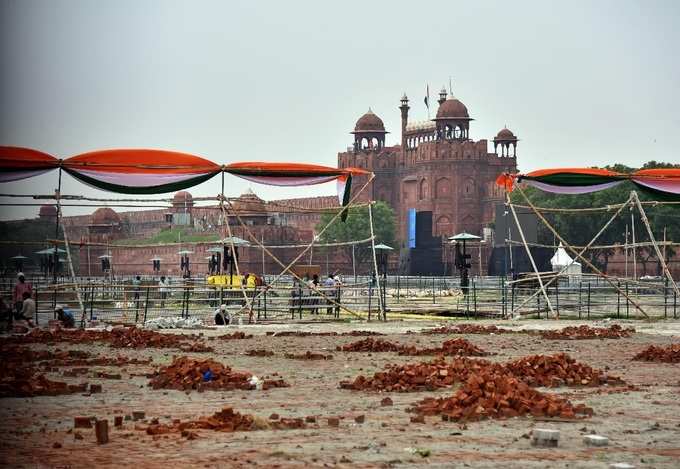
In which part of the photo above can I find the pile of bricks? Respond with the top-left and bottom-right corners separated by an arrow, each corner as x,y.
399,339 -> 489,357
412,371 -> 594,422
266,330 -> 383,337
40,354 -> 152,369
108,327 -> 211,351
245,349 -> 275,357
540,325 -> 634,340
503,353 -> 623,387
422,324 -> 516,335
5,328 -> 110,344
633,344 -> 680,363
148,356 -> 288,391
145,407 -> 305,436
339,358 -> 492,392
336,338 -> 404,353
284,351 -> 333,360
212,331 -> 253,340
0,364 -> 85,398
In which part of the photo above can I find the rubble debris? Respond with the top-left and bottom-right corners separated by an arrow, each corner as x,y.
327,417 -> 340,427
89,384 -> 103,393
266,330 -> 384,337
148,356 -> 288,392
74,417 -> 93,429
632,344 -> 680,363
212,331 -> 253,340
540,324 -> 634,340
143,317 -> 204,330
144,407 -> 304,435
380,397 -> 393,406
336,338 -> 404,353
114,416 -> 123,427
399,339 -> 488,357
411,371 -> 593,422
132,411 -> 146,421
421,324 -> 517,335
503,353 -> 623,387
284,351 -> 333,360
0,364 -> 87,398
245,349 -> 275,357
340,358 -> 492,392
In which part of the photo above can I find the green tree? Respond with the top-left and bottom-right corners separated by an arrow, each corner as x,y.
316,201 -> 396,271
511,161 -> 680,274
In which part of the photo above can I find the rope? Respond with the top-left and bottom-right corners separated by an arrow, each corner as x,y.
632,191 -> 680,300
368,202 -> 384,321
221,176 -> 376,319
515,184 -> 649,318
504,239 -> 679,249
507,193 -> 556,318
509,191 -> 631,316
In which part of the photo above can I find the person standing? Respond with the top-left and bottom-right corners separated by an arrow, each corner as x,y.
158,276 -> 169,308
13,272 -> 32,315
132,275 -> 142,310
17,291 -> 36,327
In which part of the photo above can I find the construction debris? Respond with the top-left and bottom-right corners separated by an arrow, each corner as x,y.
632,344 -> 680,363
212,331 -> 253,340
144,407 -> 305,435
399,339 -> 489,357
143,317 -> 204,330
148,356 -> 288,391
245,349 -> 275,357
540,325 -> 634,340
340,358 -> 491,392
266,330 -> 384,337
532,428 -> 560,447
503,353 -> 623,387
411,371 -> 593,422
421,324 -> 517,335
284,351 -> 333,360
337,338 -> 404,353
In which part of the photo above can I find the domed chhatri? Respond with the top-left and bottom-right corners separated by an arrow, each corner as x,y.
91,207 -> 120,225
493,127 -> 518,157
435,97 -> 470,120
495,127 -> 517,140
172,191 -> 194,207
352,108 -> 388,151
353,109 -> 386,133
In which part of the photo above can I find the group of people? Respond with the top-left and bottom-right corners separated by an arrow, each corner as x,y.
0,272 -> 75,331
291,273 -> 343,315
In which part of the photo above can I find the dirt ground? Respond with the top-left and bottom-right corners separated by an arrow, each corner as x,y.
1,318 -> 679,469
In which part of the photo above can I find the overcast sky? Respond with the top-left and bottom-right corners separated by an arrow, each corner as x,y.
1,0 -> 679,220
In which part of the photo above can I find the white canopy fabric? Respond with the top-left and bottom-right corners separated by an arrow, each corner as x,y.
550,243 -> 581,268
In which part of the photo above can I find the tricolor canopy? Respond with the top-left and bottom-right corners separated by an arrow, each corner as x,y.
0,146 -> 370,210
496,167 -> 680,199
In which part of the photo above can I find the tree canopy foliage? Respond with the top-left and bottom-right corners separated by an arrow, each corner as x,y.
316,201 -> 396,271
511,161 -> 680,274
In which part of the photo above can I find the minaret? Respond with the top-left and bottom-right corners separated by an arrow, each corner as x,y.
399,93 -> 409,150
438,87 -> 447,105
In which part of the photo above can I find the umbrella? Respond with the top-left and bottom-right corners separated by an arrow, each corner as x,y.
448,232 -> 481,242
206,246 -> 223,253
217,236 -> 250,247
35,247 -> 66,255
177,250 -> 193,255
150,257 -> 163,261
374,243 -> 394,251
98,254 -> 112,259
10,255 -> 29,260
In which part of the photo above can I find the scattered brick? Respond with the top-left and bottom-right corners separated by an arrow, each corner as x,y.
74,417 -> 92,429
412,371 -> 593,422
148,356 -> 288,392
632,344 -> 680,363
399,339 -> 489,357
284,351 -> 333,360
269,413 -> 279,420
52,442 -> 62,449
340,358 -> 491,393
354,414 -> 365,423
114,416 -> 123,427
95,419 -> 109,444
503,353 -> 623,387
245,349 -> 275,357
410,415 -> 425,424
213,331 -> 253,340
336,338 -> 404,353
144,407 -> 304,434
541,325 -> 634,340
422,324 -> 517,335
89,384 -> 102,393
380,397 -> 393,406
266,330 -> 384,337
327,417 -> 340,427
132,411 -> 145,421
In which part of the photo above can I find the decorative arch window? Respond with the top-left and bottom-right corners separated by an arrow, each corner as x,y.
435,177 -> 451,197
418,178 -> 429,200
435,215 -> 452,237
463,178 -> 475,196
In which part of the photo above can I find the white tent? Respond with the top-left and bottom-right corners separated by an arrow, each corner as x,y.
550,243 -> 582,282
